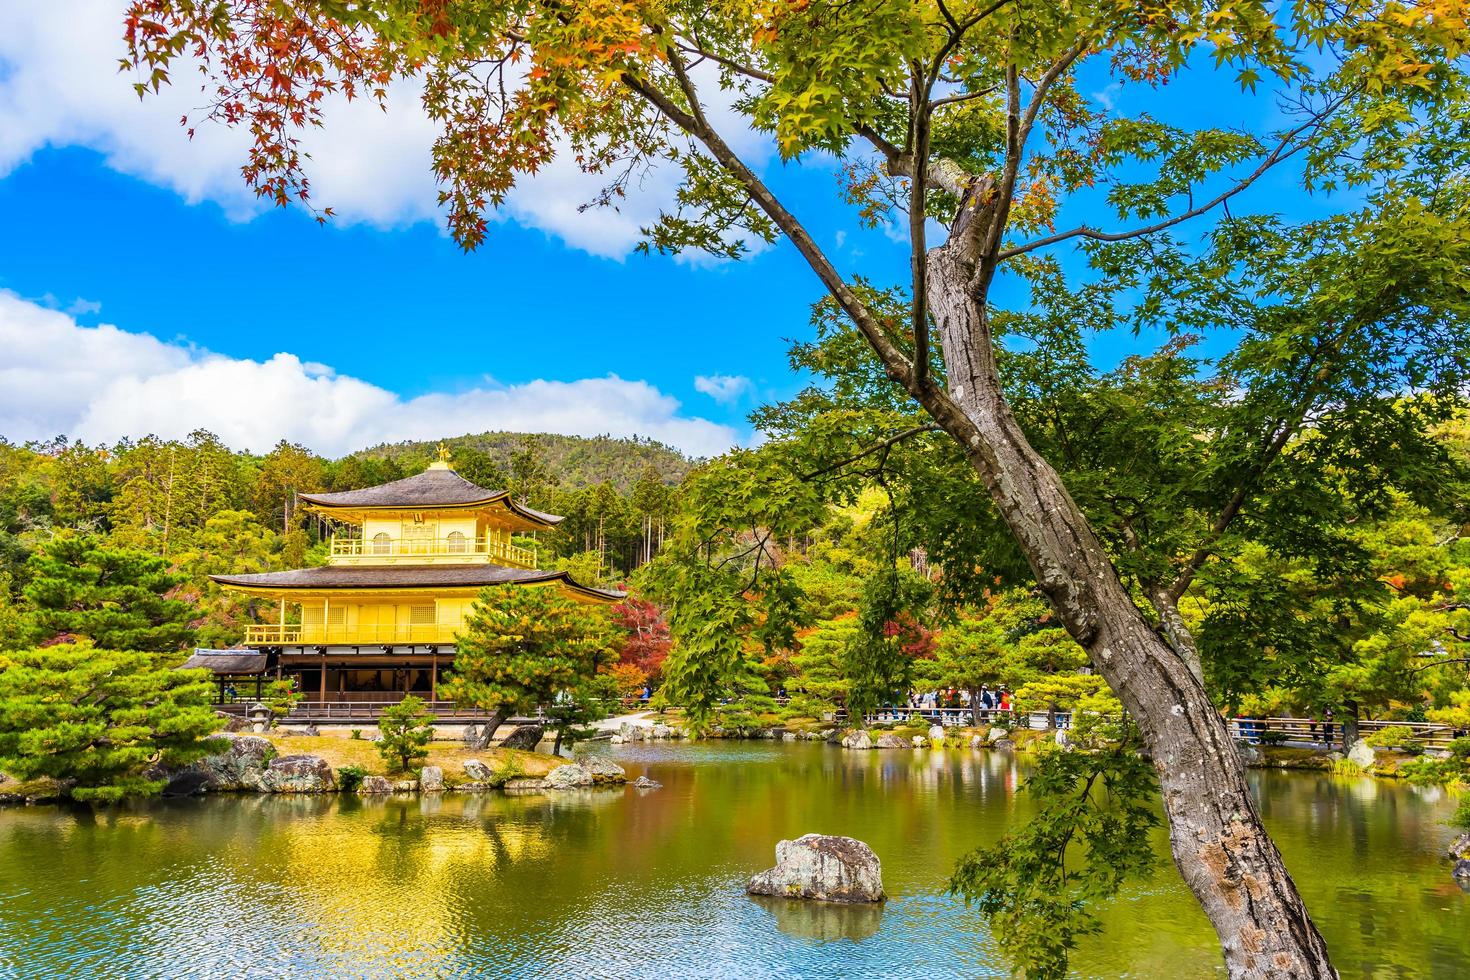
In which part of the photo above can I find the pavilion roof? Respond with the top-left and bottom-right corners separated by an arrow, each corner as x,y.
210,563 -> 622,602
298,468 -> 562,525
180,650 -> 270,674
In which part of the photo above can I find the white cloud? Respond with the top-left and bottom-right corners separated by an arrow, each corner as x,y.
693,374 -> 752,404
0,291 -> 739,458
0,0 -> 774,259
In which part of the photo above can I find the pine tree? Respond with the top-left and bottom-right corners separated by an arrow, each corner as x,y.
0,642 -> 223,802
444,584 -> 616,748
22,532 -> 197,653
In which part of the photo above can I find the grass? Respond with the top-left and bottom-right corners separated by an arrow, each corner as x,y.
265,735 -> 563,785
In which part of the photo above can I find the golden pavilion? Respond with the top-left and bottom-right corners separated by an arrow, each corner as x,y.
201,454 -> 620,718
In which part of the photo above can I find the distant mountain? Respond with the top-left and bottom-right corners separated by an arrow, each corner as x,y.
347,431 -> 695,491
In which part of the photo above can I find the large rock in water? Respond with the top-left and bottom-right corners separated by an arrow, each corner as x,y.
358,775 -> 393,795
841,730 -> 873,751
543,763 -> 595,789
1348,739 -> 1377,770
576,755 -> 627,784
928,725 -> 946,742
259,754 -> 336,794
463,759 -> 493,782
195,735 -> 275,792
873,733 -> 909,749
747,834 -> 885,904
499,724 -> 544,751
419,766 -> 445,792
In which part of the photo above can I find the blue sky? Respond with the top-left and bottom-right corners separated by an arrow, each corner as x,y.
0,1 -> 1335,459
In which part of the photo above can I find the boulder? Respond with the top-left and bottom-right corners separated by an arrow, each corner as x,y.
1447,832 -> 1470,861
463,759 -> 493,782
841,730 -> 873,751
358,775 -> 393,795
419,766 -> 444,793
259,754 -> 336,794
912,736 -> 928,748
928,725 -> 945,742
873,733 -> 909,749
610,734 -> 627,744
461,724 -> 481,748
215,711 -> 250,733
544,763 -> 596,789
969,735 -> 984,749
1055,729 -> 1072,749
499,724 -> 545,751
820,729 -> 838,744
986,727 -> 1008,744
392,779 -> 418,793
456,782 -> 490,792
160,769 -> 211,798
633,776 -> 662,789
503,777 -> 548,791
1235,741 -> 1264,766
747,834 -> 885,904
577,756 -> 628,783
1347,739 -> 1377,770
618,723 -> 648,742
1454,859 -> 1470,883
195,734 -> 275,792
0,792 -> 22,807
651,724 -> 677,740
991,738 -> 1016,752
782,732 -> 798,742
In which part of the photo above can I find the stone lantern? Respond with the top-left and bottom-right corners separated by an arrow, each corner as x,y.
246,702 -> 272,733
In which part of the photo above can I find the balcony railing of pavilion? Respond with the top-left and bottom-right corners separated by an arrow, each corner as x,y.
328,534 -> 537,568
243,623 -> 463,645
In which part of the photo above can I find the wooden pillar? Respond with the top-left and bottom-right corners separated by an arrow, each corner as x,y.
279,597 -> 286,641
319,651 -> 327,704
431,649 -> 438,703
255,674 -> 262,699
323,595 -> 330,645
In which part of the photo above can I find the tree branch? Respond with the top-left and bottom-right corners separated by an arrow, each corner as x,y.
800,424 -> 942,480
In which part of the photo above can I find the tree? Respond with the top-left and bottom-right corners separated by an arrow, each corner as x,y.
22,532 -> 197,653
250,441 -> 324,533
173,509 -> 277,648
445,585 -> 617,749
376,695 -> 434,773
0,643 -> 222,802
612,596 -> 672,679
125,3 -> 1470,973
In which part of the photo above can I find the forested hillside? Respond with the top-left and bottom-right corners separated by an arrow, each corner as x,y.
350,432 -> 694,492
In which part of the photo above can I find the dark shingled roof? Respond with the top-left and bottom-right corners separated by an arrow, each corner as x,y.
298,468 -> 562,524
211,564 -> 623,601
180,650 -> 270,674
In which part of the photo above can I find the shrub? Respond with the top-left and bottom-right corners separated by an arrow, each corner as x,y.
337,764 -> 368,792
1258,730 -> 1291,745
376,696 -> 434,774
1400,755 -> 1456,785
1450,737 -> 1470,760
350,729 -> 363,740
1450,795 -> 1470,832
263,678 -> 303,725
489,756 -> 526,787
1365,725 -> 1416,749
1400,739 -> 1426,756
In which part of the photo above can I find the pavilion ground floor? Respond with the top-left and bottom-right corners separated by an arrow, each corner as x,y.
188,646 -> 503,722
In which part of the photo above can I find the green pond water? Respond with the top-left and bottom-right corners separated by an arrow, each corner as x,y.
0,742 -> 1465,979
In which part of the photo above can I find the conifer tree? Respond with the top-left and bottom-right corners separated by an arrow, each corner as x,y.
0,642 -> 222,802
445,585 -> 617,748
22,532 -> 196,653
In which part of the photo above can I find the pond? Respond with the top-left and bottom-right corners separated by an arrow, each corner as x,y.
0,742 -> 1464,978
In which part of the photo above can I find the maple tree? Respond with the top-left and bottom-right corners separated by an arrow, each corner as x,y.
121,1 -> 1470,976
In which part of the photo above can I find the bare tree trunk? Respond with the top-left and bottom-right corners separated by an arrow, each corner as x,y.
473,706 -> 511,751
926,240 -> 1335,979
